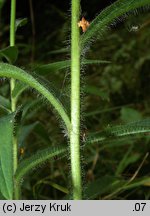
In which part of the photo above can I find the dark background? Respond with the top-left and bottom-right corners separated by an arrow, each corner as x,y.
2,0 -> 117,58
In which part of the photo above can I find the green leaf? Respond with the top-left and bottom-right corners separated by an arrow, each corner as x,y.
0,114 -> 14,199
12,81 -> 28,100
18,121 -> 50,147
0,63 -> 70,132
34,59 -> 110,75
0,46 -> 18,64
108,176 -> 150,199
87,119 -> 150,144
126,177 -> 150,189
47,48 -> 69,55
88,137 -> 137,153
34,179 -> 69,195
0,191 -> 6,200
116,145 -> 141,176
85,104 -> 131,117
83,176 -> 150,200
15,145 -> 67,183
83,176 -> 123,199
121,107 -> 142,123
83,59 -> 110,66
81,0 -> 150,49
65,176 -> 123,199
22,99 -> 44,119
15,18 -> 28,31
0,95 -> 11,112
18,122 -> 39,146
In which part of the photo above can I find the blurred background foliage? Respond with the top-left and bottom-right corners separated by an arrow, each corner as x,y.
0,0 -> 150,199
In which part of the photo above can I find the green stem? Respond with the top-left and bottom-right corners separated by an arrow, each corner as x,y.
10,0 -> 16,47
13,184 -> 20,200
70,0 -> 82,199
10,0 -> 18,199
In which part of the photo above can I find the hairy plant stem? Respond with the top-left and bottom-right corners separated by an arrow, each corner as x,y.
70,0 -> 82,199
10,0 -> 18,200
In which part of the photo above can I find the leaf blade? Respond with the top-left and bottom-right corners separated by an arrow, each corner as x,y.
81,0 -> 150,49
0,114 -> 14,199
0,63 -> 71,132
0,46 -> 18,64
34,59 -> 110,75
15,145 -> 67,183
87,119 -> 150,144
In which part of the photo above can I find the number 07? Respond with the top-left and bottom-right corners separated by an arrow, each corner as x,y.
134,203 -> 146,211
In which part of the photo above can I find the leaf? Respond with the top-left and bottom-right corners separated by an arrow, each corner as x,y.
84,175 -> 150,200
0,191 -> 6,200
0,95 -> 11,112
47,48 -> 69,55
34,59 -> 110,75
0,114 -> 14,199
34,179 -> 69,195
83,176 -> 123,199
87,119 -> 150,144
107,176 -> 150,199
18,122 -> 39,147
0,46 -> 18,64
12,81 -> 28,100
83,59 -> 110,66
85,105 -> 131,117
15,145 -> 67,183
64,176 -> 124,199
22,99 -> 44,119
88,137 -> 138,153
0,63 -> 71,132
15,18 -> 28,31
121,107 -> 142,123
81,0 -> 150,49
124,177 -> 150,190
116,145 -> 141,176
18,121 -> 50,147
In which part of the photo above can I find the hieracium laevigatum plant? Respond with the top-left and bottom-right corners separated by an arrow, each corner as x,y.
0,0 -> 150,200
